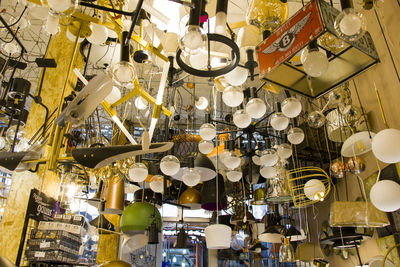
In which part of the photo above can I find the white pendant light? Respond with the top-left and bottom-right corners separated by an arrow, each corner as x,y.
277,143 -> 292,160
233,109 -> 251,128
372,129 -> 400,163
222,86 -> 244,107
341,131 -> 375,157
224,66 -> 248,86
205,224 -> 232,249
252,155 -> 261,165
304,179 -> 326,201
149,175 -> 164,193
160,155 -> 180,176
281,97 -> 302,118
226,169 -> 242,182
300,45 -> 329,78
245,98 -> 267,119
270,112 -> 289,131
189,52 -> 208,69
87,23 -> 108,45
288,127 -> 305,145
128,163 -> 148,183
135,96 -> 149,110
195,96 -> 209,110
260,149 -> 278,167
334,8 -> 366,41
198,140 -> 214,154
182,168 -> 201,187
260,166 -> 277,179
199,123 -> 216,141
222,153 -> 241,170
370,180 -> 400,212
179,25 -> 207,55
105,86 -> 121,105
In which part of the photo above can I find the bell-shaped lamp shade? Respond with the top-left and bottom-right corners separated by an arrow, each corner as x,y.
104,176 -> 125,214
370,180 -> 400,212
89,214 -> 116,234
341,131 -> 375,157
99,260 -> 132,267
178,187 -> 201,210
120,202 -> 162,233
201,174 -> 227,211
372,129 -> 400,163
258,226 -> 281,243
175,227 -> 188,248
205,224 -> 232,249
295,242 -> 324,262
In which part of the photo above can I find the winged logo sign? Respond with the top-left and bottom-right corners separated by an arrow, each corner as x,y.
257,1 -> 324,76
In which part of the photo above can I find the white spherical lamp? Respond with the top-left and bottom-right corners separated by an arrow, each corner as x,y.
135,96 -> 148,110
182,168 -> 201,187
277,143 -> 292,160
226,169 -> 242,182
233,109 -> 251,128
260,166 -> 277,179
281,97 -> 302,118
288,127 -> 305,145
222,86 -> 244,107
128,163 -> 148,183
195,96 -> 209,110
224,66 -> 248,86
370,180 -> 400,212
260,149 -> 278,167
87,23 -> 108,45
222,153 -> 241,170
190,52 -> 208,69
304,179 -> 326,201
199,123 -> 216,141
245,98 -> 267,119
149,175 -> 164,193
105,86 -> 121,105
198,140 -> 214,154
301,47 -> 329,78
372,129 -> 400,163
160,155 -> 180,176
270,112 -> 289,131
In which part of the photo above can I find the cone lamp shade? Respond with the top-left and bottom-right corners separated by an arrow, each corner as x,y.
201,174 -> 227,211
104,176 -> 125,214
205,224 -> 232,249
178,187 -> 201,210
120,202 -> 162,234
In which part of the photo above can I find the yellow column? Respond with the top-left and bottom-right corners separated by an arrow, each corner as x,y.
0,25 -> 83,262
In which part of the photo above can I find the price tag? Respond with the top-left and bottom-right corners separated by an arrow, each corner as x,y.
34,251 -> 45,258
40,242 -> 50,248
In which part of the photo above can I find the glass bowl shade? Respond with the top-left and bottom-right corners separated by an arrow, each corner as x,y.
334,8 -> 367,41
260,149 -> 278,166
246,98 -> 267,119
270,112 -> 289,131
307,111 -> 326,128
277,143 -> 292,159
128,163 -> 148,182
160,155 -> 180,176
287,127 -> 305,145
281,97 -> 302,118
199,123 -> 216,140
222,86 -> 244,107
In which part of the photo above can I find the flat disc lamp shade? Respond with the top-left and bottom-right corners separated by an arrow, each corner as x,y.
205,224 -> 232,249
104,176 -> 125,214
120,202 -> 162,234
178,187 -> 202,210
201,174 -> 227,211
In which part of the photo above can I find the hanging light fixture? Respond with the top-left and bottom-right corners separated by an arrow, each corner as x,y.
214,0 -> 229,35
201,173 -> 227,211
287,127 -> 305,145
199,116 -> 217,141
222,86 -> 244,108
43,0 -> 77,35
182,158 -> 201,187
334,0 -> 367,41
270,104 -> 289,131
160,155 -> 181,176
87,23 -> 108,45
279,237 -> 295,263
128,162 -> 149,183
149,175 -> 164,193
120,201 -> 162,233
281,97 -> 302,118
224,66 -> 249,86
233,109 -> 252,129
226,169 -> 243,182
178,187 -> 201,210
370,180 -> 400,212
372,128 -> 400,163
104,175 -> 125,214
111,31 -> 136,88
300,41 -> 329,78
198,140 -> 214,154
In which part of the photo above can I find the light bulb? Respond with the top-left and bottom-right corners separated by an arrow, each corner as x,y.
47,0 -> 72,13
245,98 -> 267,119
160,155 -> 180,176
301,48 -> 329,77
195,96 -> 209,110
45,13 -> 59,35
111,61 -> 135,88
189,52 -> 208,69
224,66 -> 248,86
270,112 -> 289,131
222,152 -> 241,169
277,143 -> 292,160
198,140 -> 214,154
281,97 -> 302,118
334,8 -> 366,41
287,127 -> 304,145
150,175 -> 164,193
260,149 -> 278,166
260,165 -> 277,179
199,123 -> 216,141
87,23 -> 108,45
128,163 -> 148,182
226,169 -> 242,182
304,179 -> 325,201
105,86 -> 121,105
307,111 -> 326,128
279,238 -> 295,263
222,86 -> 244,107
182,168 -> 201,187
135,96 -> 148,110
370,180 -> 400,212
215,11 -> 227,35
179,25 -> 207,55
233,109 -> 251,128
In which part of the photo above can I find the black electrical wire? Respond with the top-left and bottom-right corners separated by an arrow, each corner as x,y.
0,6 -> 28,29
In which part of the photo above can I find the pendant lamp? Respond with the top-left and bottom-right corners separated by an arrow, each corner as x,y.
104,176 -> 125,215
201,174 -> 227,211
250,188 -> 267,205
296,242 -> 324,262
99,260 -> 131,267
120,202 -> 162,234
178,187 -> 202,210
230,205 -> 256,226
175,227 -> 188,248
134,188 -> 162,205
279,237 -> 295,263
89,214 -> 116,234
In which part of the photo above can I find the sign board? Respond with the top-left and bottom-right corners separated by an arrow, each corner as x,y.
27,188 -> 60,221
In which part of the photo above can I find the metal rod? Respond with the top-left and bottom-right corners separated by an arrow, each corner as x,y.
79,1 -> 133,16
125,0 -> 144,47
0,15 -> 26,53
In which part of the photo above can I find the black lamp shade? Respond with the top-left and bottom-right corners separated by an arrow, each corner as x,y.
89,214 -> 116,234
175,228 -> 188,248
148,222 -> 159,244
201,174 -> 227,211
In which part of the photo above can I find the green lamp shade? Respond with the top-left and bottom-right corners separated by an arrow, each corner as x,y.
120,202 -> 162,233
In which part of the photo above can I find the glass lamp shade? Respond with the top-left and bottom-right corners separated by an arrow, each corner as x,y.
224,66 -> 249,86
233,109 -> 252,128
123,234 -> 149,251
182,168 -> 201,187
99,260 -> 132,267
128,163 -> 148,182
198,140 -> 214,154
281,97 -> 302,118
179,25 -> 207,55
245,98 -> 267,119
304,179 -> 326,201
279,238 -> 295,262
237,24 -> 262,52
260,165 -> 277,179
346,156 -> 366,174
190,52 -> 208,70
226,169 -> 242,182
301,48 -> 329,77
287,127 -> 305,145
111,61 -> 136,88
260,149 -> 278,166
270,112 -> 289,131
372,129 -> 400,163
370,180 -> 400,212
160,155 -> 180,176
135,96 -> 148,110
330,159 -> 346,178
307,110 -> 326,128
178,187 -> 201,210
222,152 -> 241,169
277,143 -> 292,160
162,32 -> 179,56
246,0 -> 288,33
87,23 -> 108,45
149,175 -> 164,193
120,202 -> 162,233
104,86 -> 121,105
341,131 -> 375,157
199,123 -> 216,141
205,224 -> 232,249
222,86 -> 244,107
252,155 -> 261,165
46,0 -> 76,14
334,8 -> 366,41
201,174 -> 227,211
329,87 -> 350,105
195,96 -> 209,110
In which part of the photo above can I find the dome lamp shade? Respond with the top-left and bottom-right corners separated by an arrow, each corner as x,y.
178,187 -> 202,210
205,224 -> 232,249
120,202 -> 162,234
